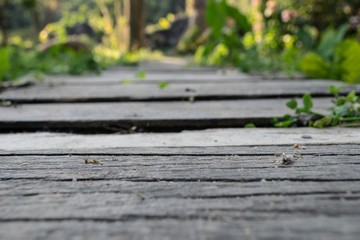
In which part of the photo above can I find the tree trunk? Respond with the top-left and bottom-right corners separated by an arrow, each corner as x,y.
186,0 -> 206,29
177,0 -> 207,53
32,7 -> 42,43
129,0 -> 145,51
193,0 -> 206,29
22,0 -> 42,43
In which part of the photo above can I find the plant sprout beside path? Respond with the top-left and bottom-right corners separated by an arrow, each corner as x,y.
274,86 -> 360,128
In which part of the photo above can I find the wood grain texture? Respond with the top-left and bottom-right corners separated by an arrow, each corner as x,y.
1,154 -> 359,181
1,81 -> 357,103
2,67 -> 360,240
1,128 -> 359,151
1,178 -> 360,239
1,217 -> 359,240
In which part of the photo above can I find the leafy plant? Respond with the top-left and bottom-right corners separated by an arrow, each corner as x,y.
298,26 -> 360,83
273,93 -> 323,127
194,0 -> 251,67
0,45 -> 100,82
274,86 -> 360,128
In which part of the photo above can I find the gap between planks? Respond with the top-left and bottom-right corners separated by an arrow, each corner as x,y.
1,81 -> 357,103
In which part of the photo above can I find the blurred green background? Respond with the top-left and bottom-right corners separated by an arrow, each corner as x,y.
0,0 -> 359,83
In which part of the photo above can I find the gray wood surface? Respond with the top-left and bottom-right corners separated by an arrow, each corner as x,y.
1,154 -> 359,181
1,81 -> 357,103
2,67 -> 360,240
0,99 -> 333,131
1,154 -> 360,180
1,217 -> 359,240
1,128 -> 359,151
1,150 -> 360,240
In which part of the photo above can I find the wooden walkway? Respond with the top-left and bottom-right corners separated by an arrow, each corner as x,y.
1,67 -> 360,240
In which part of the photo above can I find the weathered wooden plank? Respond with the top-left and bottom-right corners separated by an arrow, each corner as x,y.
1,81 -> 356,103
1,217 -> 359,240
43,70 -> 254,85
1,154 -> 358,170
1,154 -> 359,170
1,154 -> 359,181
2,155 -> 359,239
0,128 -> 359,151
0,99 -> 333,131
1,190 -> 360,219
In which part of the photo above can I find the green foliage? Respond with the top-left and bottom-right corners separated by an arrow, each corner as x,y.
195,0 -> 251,67
274,93 -> 320,127
0,45 -> 100,82
338,40 -> 360,84
0,48 -> 11,80
274,86 -> 360,128
317,25 -> 348,61
145,0 -> 185,25
298,52 -> 329,79
298,26 -> 360,83
195,1 -> 359,80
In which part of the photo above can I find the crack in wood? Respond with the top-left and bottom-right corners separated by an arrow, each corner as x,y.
2,177 -> 360,182
3,190 -> 359,200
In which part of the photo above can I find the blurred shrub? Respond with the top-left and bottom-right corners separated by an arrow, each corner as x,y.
299,26 -> 360,83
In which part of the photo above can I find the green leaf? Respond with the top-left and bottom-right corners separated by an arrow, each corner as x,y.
346,91 -> 357,103
244,123 -> 256,128
328,85 -> 343,96
136,70 -> 147,79
302,93 -> 313,113
333,105 -> 350,117
158,81 -> 169,89
286,98 -> 298,110
121,79 -> 132,84
206,0 -> 227,37
312,116 -> 332,128
274,119 -> 296,128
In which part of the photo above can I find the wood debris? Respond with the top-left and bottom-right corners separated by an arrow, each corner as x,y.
84,159 -> 102,165
275,144 -> 304,166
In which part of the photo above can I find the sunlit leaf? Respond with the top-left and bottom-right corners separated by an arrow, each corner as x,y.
286,98 -> 298,110
158,81 -> 169,89
136,70 -> 147,79
302,93 -> 313,112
